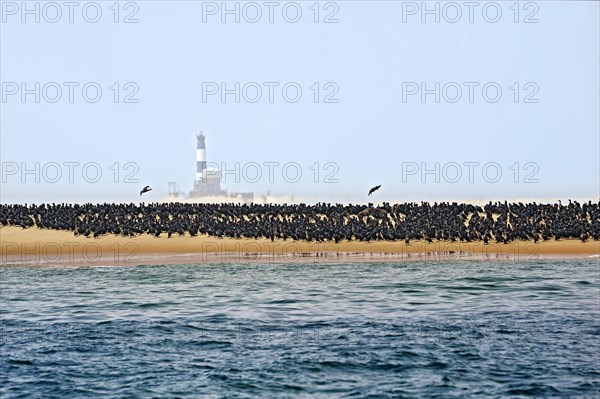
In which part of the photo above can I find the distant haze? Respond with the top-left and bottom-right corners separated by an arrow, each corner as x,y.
1,1 -> 598,204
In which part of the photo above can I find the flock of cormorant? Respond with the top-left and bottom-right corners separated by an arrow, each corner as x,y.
1,200 -> 598,244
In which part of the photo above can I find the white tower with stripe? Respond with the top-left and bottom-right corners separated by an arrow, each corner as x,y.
196,131 -> 207,182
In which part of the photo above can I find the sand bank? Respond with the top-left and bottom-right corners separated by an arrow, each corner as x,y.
1,227 -> 598,267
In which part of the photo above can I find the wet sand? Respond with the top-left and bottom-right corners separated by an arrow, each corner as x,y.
1,227 -> 598,267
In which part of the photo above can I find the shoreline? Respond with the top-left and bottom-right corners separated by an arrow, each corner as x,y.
1,227 -> 599,267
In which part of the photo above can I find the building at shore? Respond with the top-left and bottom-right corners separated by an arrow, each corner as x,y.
179,131 -> 254,202
190,131 -> 227,197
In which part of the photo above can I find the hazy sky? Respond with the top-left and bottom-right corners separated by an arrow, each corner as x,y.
1,0 -> 599,204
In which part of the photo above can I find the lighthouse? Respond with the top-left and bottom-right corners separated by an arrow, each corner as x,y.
196,131 -> 207,182
192,131 -> 228,197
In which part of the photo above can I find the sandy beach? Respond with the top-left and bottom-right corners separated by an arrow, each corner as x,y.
1,226 -> 598,267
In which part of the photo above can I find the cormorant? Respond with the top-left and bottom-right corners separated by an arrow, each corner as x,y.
368,185 -> 381,196
140,186 -> 152,196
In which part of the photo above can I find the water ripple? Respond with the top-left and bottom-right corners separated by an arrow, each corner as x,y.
1,259 -> 599,397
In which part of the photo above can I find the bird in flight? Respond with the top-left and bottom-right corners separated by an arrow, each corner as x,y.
140,186 -> 152,196
368,185 -> 381,196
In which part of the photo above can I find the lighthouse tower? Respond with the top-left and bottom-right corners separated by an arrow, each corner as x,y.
188,129 -> 254,201
196,131 -> 207,181
192,131 -> 227,197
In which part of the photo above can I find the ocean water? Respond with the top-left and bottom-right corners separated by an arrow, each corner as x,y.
1,259 -> 599,398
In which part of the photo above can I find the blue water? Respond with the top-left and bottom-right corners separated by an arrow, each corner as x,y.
1,259 -> 599,398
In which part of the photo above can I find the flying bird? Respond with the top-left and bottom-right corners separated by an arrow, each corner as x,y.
140,186 -> 152,196
368,185 -> 381,196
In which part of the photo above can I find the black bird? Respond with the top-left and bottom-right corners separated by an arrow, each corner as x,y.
2,200 -> 597,246
140,186 -> 152,196
368,185 -> 381,196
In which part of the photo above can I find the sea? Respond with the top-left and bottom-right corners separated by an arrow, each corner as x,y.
1,259 -> 599,398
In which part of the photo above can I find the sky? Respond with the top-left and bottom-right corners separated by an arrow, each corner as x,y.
1,0 -> 599,204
